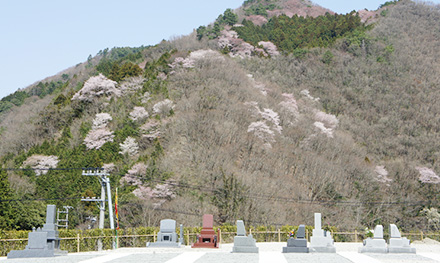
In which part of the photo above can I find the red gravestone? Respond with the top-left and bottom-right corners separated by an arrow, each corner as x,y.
191,214 -> 219,248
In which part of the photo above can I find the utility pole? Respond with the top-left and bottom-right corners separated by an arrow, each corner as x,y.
81,168 -> 114,250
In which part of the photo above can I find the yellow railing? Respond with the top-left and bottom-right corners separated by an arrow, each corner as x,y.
1,229 -> 439,256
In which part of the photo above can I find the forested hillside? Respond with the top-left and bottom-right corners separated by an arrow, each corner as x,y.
1,0 -> 440,232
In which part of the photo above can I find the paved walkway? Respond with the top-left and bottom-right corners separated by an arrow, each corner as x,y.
1,242 -> 440,263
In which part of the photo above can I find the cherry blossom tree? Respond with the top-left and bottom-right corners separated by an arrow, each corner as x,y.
416,167 -> 440,184
300,89 -> 320,101
92,113 -> 112,129
374,165 -> 392,185
279,93 -> 299,116
84,128 -> 115,150
261,108 -> 282,134
258,41 -> 280,56
247,121 -> 276,145
129,107 -> 149,121
314,111 -> 338,138
84,113 -> 114,150
119,136 -> 139,156
72,73 -> 120,102
120,163 -> 147,186
153,99 -> 175,117
22,155 -> 59,176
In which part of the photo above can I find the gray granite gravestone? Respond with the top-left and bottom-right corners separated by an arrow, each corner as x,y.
7,205 -> 67,258
359,225 -> 388,253
309,213 -> 336,253
179,224 -> 184,245
388,224 -> 416,253
232,220 -> 259,253
147,219 -> 181,247
283,225 -> 309,253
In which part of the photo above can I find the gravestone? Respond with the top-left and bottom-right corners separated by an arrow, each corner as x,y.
7,205 -> 67,258
192,214 -> 219,248
147,219 -> 181,247
359,225 -> 388,253
309,213 -> 336,253
388,224 -> 416,253
179,224 -> 184,245
232,220 -> 259,253
283,225 -> 309,253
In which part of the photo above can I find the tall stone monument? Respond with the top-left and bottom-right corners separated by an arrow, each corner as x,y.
359,225 -> 388,253
7,205 -> 67,258
283,224 -> 309,253
232,220 -> 259,253
192,214 -> 219,248
388,224 -> 416,253
147,219 -> 182,247
309,213 -> 336,253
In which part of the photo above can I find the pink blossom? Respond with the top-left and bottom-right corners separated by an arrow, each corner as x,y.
258,41 -> 280,56
153,99 -> 175,116
72,73 -> 119,102
300,89 -> 320,101
84,128 -> 114,150
119,136 -> 139,156
315,111 -> 338,129
261,108 -> 282,134
416,167 -> 440,184
248,121 -> 275,143
313,121 -> 334,138
280,93 -> 299,114
374,165 -> 392,185
22,155 -> 59,176
129,106 -> 149,121
92,113 -> 112,129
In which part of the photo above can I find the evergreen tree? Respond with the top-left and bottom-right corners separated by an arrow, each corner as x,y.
0,168 -> 14,229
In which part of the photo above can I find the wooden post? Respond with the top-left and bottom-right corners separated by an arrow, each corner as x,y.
278,229 -> 281,242
306,229 -> 309,241
354,230 -> 358,243
77,233 -> 80,253
153,231 -> 156,243
186,230 -> 190,246
219,229 -> 222,245
421,231 -> 424,241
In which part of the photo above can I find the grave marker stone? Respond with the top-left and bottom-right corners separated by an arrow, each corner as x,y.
7,205 -> 67,258
388,224 -> 416,253
192,214 -> 219,248
309,213 -> 336,253
359,225 -> 387,253
283,225 -> 309,253
232,220 -> 259,253
147,219 -> 181,247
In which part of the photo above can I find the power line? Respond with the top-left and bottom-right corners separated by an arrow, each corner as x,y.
0,166 -> 431,207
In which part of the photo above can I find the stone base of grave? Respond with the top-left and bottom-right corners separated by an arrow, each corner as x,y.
359,238 -> 388,253
310,236 -> 336,253
147,241 -> 182,248
7,249 -> 66,259
309,246 -> 336,253
232,236 -> 259,253
388,238 -> 416,253
282,238 -> 309,253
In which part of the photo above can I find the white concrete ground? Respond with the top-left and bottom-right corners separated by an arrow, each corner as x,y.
1,240 -> 440,263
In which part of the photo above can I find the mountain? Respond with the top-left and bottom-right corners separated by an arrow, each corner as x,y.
1,0 -> 440,231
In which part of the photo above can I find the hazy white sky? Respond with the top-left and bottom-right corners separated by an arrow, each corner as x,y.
1,0 -> 439,99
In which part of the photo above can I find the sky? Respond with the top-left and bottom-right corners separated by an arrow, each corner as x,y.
1,0 -> 439,100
